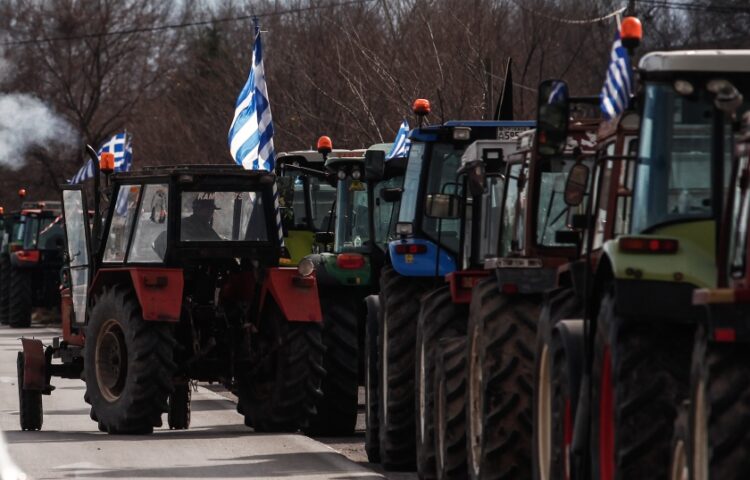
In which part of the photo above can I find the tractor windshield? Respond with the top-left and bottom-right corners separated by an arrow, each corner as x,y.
21,214 -> 64,250
537,156 -> 594,246
334,179 -> 369,253
179,191 -> 268,242
632,80 -> 748,232
279,169 -> 335,232
372,174 -> 404,250
479,175 -> 505,259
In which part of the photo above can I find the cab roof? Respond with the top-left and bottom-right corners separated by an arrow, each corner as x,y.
113,164 -> 274,181
277,149 -> 354,165
639,50 -> 750,73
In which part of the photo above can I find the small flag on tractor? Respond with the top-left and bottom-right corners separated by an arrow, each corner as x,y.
228,19 -> 276,172
600,31 -> 634,121
386,120 -> 410,160
69,132 -> 133,184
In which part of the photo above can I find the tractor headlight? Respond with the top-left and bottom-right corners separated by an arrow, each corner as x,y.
337,170 -> 347,180
297,257 -> 315,277
351,168 -> 361,180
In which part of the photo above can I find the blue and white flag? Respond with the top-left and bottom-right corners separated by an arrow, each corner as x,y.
600,31 -> 633,121
228,24 -> 275,171
69,132 -> 133,184
386,120 -> 410,160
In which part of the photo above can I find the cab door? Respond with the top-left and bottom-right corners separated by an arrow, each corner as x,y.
61,187 -> 92,326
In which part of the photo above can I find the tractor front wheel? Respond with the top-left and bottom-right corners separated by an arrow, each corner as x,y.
416,286 -> 467,480
168,382 -> 191,430
305,297 -> 359,436
17,352 -> 42,431
8,267 -> 32,328
434,336 -> 468,480
84,286 -> 176,434
239,310 -> 324,432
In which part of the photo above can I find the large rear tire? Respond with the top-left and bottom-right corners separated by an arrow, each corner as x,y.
416,286 -> 468,479
688,335 -> 750,479
239,308 -> 325,432
466,277 -> 538,480
365,294 -> 381,463
8,267 -> 32,328
84,286 -> 176,434
17,352 -> 42,431
434,336 -> 468,480
670,404 -> 690,480
305,297 -> 359,436
0,254 -> 10,325
533,288 -> 580,480
378,265 -> 430,471
590,290 -> 693,480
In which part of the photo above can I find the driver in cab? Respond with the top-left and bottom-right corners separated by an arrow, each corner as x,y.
182,194 -> 222,241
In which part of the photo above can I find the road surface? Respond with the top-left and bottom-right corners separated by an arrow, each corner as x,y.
0,325 -> 403,480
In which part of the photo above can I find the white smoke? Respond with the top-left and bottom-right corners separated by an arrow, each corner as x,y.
0,50 -> 75,169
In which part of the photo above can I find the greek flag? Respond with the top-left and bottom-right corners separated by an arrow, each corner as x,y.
68,132 -> 133,184
600,31 -> 633,121
386,120 -> 410,160
228,24 -> 275,172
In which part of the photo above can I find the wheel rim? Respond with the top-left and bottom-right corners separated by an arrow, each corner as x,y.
693,376 -> 708,480
419,340 -> 426,443
671,436 -> 690,480
95,318 -> 128,402
436,373 -> 446,473
469,322 -> 483,475
381,311 -> 389,427
599,347 -> 615,480
537,345 -> 552,480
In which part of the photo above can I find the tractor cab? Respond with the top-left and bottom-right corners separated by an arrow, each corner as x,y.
276,148 -> 350,263
391,118 -> 535,277
12,201 -> 64,264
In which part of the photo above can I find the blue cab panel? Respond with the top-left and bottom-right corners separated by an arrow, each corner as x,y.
388,238 -> 457,277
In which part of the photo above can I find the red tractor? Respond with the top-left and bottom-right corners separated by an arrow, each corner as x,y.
17,159 -> 325,434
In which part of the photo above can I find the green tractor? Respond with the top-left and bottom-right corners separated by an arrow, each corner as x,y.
534,26 -> 750,480
288,141 -> 406,437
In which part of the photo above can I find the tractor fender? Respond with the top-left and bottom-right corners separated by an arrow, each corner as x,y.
20,338 -> 46,391
552,319 -> 585,421
446,270 -> 488,304
260,268 -> 322,322
90,267 -> 184,322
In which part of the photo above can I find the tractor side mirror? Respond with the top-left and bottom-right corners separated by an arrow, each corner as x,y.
365,150 -> 386,181
536,79 -> 570,157
380,188 -> 403,203
425,193 -> 461,219
564,163 -> 590,207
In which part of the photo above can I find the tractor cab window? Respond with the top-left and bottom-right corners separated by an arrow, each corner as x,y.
372,174 -> 404,249
501,163 -> 525,255
37,216 -> 64,251
308,177 -> 336,232
279,169 -> 312,230
129,184 -> 169,263
335,178 -> 369,252
179,191 -> 268,242
537,155 -> 593,247
632,82 -> 743,232
398,142 -> 426,225
479,175 -> 505,259
422,142 -> 465,252
104,185 -> 141,263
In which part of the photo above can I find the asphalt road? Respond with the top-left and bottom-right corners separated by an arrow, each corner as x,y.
0,325 -> 394,480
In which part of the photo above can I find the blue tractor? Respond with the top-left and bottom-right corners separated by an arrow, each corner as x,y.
365,98 -> 533,471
